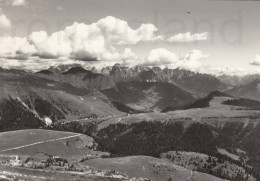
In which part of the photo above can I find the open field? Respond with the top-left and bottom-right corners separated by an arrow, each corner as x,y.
0,129 -> 79,152
84,156 -> 225,181
0,129 -> 109,162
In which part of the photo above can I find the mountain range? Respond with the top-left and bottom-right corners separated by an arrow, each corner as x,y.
1,63 -> 260,129
1,64 -> 260,180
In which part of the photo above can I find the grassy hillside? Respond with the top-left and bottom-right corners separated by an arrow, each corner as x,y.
161,151 -> 255,181
84,156 -> 224,181
0,129 -> 223,181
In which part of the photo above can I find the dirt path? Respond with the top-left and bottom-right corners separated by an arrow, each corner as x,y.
186,170 -> 194,180
0,134 -> 81,153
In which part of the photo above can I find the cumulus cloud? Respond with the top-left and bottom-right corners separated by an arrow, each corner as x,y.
95,16 -> 163,45
0,16 -> 163,64
145,48 -> 178,66
0,57 -> 83,72
11,0 -> 26,6
88,48 -> 140,68
0,0 -> 27,6
176,50 -> 209,72
167,32 -> 209,43
183,50 -> 209,61
0,16 -> 213,72
0,13 -> 11,28
0,16 -> 169,71
144,48 -> 209,72
249,55 -> 260,66
0,36 -> 28,57
57,6 -> 64,11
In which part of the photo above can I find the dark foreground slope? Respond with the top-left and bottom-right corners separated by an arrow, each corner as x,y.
0,129 -> 223,181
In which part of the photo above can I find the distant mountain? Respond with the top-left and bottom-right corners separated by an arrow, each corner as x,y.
164,68 -> 230,97
35,69 -> 54,75
104,65 -> 229,97
101,81 -> 196,111
163,88 -> 260,113
48,64 -> 84,74
226,79 -> 260,101
218,74 -> 260,86
2,64 -> 256,130
62,66 -> 93,75
0,67 -> 27,74
0,82 -> 124,132
140,68 -> 169,82
0,64 -> 232,114
82,73 -> 116,90
0,69 -> 135,131
184,91 -> 230,109
61,67 -> 116,91
107,64 -> 144,82
223,98 -> 260,110
37,66 -> 117,91
162,90 -> 231,112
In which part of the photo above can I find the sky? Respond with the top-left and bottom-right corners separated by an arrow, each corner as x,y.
0,0 -> 260,75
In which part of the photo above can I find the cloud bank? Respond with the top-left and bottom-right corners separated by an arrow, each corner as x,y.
167,32 -> 209,43
250,55 -> 260,66
0,13 -> 11,28
0,0 -> 27,6
145,48 -> 209,72
0,16 -> 209,64
146,48 -> 178,66
1,16 -> 163,62
0,15 -> 239,75
11,0 -> 26,6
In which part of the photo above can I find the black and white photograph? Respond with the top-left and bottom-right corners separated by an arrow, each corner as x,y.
0,0 -> 260,180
